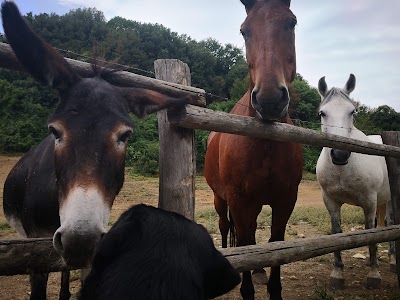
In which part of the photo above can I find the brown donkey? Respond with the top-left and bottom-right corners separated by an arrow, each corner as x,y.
2,2 -> 197,299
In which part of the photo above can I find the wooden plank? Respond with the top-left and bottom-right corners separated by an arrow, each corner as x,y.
0,238 -> 69,275
220,225 -> 400,272
381,131 -> 400,286
2,225 -> 400,275
155,59 -> 196,220
0,42 -> 206,106
168,105 -> 400,158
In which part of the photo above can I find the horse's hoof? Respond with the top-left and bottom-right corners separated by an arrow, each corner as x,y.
366,275 -> 381,289
390,263 -> 397,273
329,276 -> 345,290
252,269 -> 268,285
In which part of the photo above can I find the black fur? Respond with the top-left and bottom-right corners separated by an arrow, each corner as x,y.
80,204 -> 241,300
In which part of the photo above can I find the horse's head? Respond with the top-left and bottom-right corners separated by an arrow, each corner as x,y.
240,0 -> 296,121
2,2 -> 193,268
318,74 -> 357,165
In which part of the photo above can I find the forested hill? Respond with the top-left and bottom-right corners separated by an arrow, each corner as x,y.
0,8 -> 399,174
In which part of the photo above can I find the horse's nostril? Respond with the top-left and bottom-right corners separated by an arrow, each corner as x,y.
279,86 -> 289,102
53,231 -> 63,253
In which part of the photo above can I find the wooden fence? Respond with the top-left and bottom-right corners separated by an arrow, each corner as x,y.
1,46 -> 400,284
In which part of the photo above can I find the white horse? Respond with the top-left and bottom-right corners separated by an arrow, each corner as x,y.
316,74 -> 394,289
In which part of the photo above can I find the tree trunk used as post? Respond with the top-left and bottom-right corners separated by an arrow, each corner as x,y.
154,59 -> 196,220
381,131 -> 400,287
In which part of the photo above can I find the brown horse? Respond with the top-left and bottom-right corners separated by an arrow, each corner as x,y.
205,0 -> 302,299
2,2 -> 197,300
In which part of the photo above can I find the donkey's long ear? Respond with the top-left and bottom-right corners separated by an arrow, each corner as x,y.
121,87 -> 192,118
240,0 -> 256,12
318,76 -> 328,98
343,74 -> 356,95
1,1 -> 79,90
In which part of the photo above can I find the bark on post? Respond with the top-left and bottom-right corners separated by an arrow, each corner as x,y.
154,59 -> 195,220
381,131 -> 400,286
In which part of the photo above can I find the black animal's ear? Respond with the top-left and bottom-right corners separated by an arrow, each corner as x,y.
204,251 -> 241,298
282,0 -> 291,7
1,1 -> 79,90
240,0 -> 256,12
343,74 -> 356,95
121,87 -> 193,118
318,76 -> 328,98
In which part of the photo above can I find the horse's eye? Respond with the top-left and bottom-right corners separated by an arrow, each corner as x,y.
287,17 -> 297,30
318,111 -> 326,117
240,29 -> 250,40
117,130 -> 132,144
351,109 -> 358,115
48,125 -> 62,141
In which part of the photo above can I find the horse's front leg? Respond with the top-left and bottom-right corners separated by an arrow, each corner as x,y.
324,196 -> 344,289
385,200 -> 397,272
230,201 -> 262,300
364,204 -> 382,289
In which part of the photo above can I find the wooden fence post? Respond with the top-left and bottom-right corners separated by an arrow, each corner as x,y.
381,131 -> 400,286
154,59 -> 196,220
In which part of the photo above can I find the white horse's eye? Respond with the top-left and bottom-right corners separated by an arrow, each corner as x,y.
318,111 -> 326,117
351,109 -> 358,115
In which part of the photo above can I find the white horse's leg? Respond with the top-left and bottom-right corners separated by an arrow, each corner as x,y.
385,200 -> 397,272
364,204 -> 382,289
324,196 -> 345,289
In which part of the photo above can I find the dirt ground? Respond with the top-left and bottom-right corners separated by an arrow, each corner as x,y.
0,155 -> 399,299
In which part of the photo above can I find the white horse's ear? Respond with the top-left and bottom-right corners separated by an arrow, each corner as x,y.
343,74 -> 356,95
318,76 -> 328,98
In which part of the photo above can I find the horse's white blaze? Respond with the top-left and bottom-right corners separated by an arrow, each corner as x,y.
58,186 -> 110,236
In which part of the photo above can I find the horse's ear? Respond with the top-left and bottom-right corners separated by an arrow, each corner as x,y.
318,76 -> 328,98
240,0 -> 256,12
281,0 -> 291,7
1,1 -> 79,91
343,74 -> 356,95
121,87 -> 192,118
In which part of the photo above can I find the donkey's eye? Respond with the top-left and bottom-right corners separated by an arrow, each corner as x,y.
48,125 -> 62,140
117,130 -> 132,144
318,111 -> 326,117
351,109 -> 358,115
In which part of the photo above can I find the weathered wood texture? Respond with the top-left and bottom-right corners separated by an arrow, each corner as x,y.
0,42 -> 206,105
2,226 -> 400,275
382,131 -> 400,286
168,105 -> 400,158
155,59 -> 196,220
220,225 -> 400,272
0,238 -> 68,275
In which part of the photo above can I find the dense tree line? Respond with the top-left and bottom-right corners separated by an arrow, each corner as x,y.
1,8 -> 399,175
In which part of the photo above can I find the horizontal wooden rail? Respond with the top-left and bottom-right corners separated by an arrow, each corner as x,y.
2,225 -> 400,275
220,225 -> 400,272
0,42 -> 206,105
168,105 -> 400,158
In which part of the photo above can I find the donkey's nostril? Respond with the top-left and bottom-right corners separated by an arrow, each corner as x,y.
53,231 -> 63,253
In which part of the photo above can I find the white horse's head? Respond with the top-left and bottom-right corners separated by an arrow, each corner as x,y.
318,74 -> 356,165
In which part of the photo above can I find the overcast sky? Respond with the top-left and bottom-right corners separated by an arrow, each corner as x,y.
3,0 -> 400,111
